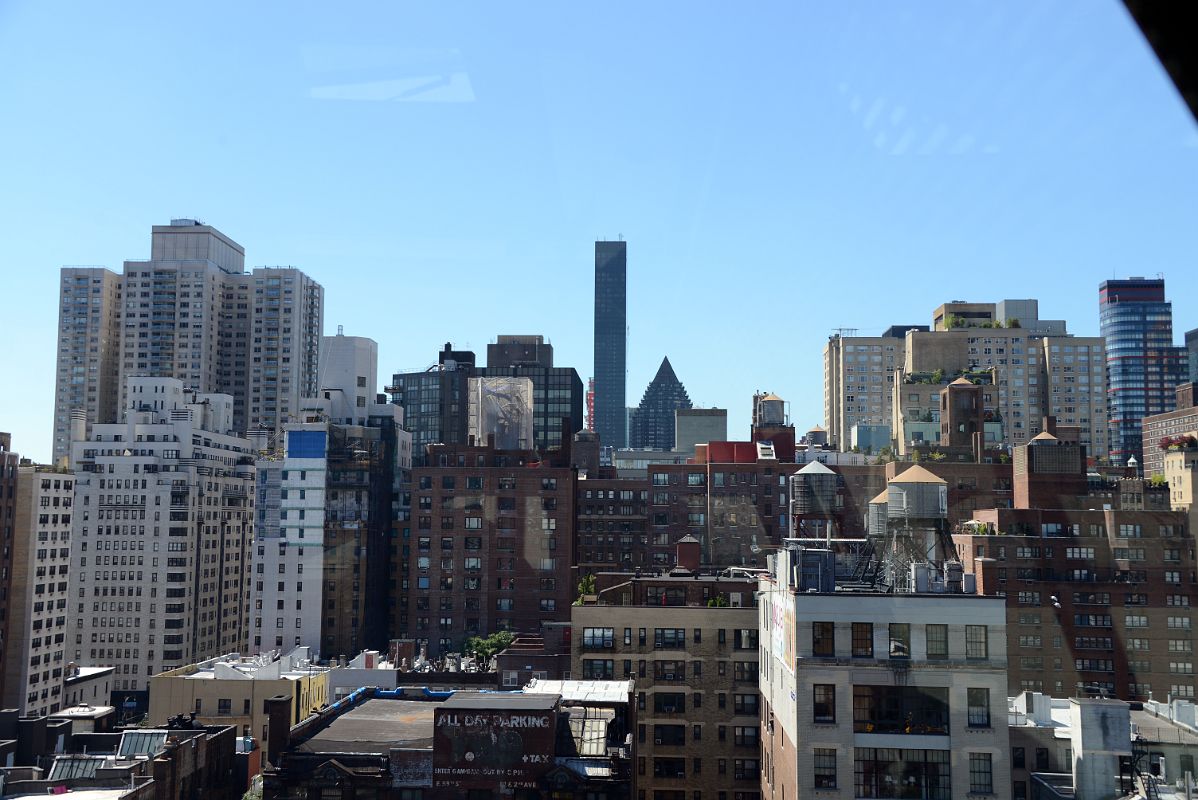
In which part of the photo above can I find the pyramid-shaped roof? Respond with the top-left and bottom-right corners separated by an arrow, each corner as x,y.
870,488 -> 889,504
797,460 -> 835,475
950,376 -> 975,386
889,464 -> 947,484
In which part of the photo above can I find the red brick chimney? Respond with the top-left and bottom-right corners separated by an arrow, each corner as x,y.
676,535 -> 701,572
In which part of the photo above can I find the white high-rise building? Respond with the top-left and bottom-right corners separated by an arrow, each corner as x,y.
250,334 -> 411,658
67,376 -> 256,709
52,221 -> 324,464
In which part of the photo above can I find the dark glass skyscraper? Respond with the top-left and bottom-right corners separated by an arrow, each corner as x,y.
1099,278 -> 1187,465
629,356 -> 692,450
594,241 -> 627,450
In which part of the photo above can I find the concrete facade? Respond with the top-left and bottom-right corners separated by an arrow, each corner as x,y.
67,376 -> 257,709
824,331 -> 907,451
52,268 -> 123,465
149,647 -> 331,741
3,465 -> 74,715
250,333 -> 411,660
52,222 -> 324,464
760,548 -> 1010,800
675,407 -> 728,455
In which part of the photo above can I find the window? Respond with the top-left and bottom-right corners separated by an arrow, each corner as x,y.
854,748 -> 950,800
583,627 -> 614,648
969,753 -> 993,794
654,693 -> 686,713
966,625 -> 988,659
925,624 -> 948,660
813,621 -> 835,656
852,622 -> 873,657
814,748 -> 837,788
734,629 -> 757,650
655,628 -> 687,649
967,688 -> 990,728
853,686 -> 949,735
1012,747 -> 1025,769
813,684 -> 836,723
582,659 -> 614,679
888,623 -> 910,658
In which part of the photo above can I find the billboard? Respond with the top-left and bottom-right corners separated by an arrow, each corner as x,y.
432,705 -> 558,790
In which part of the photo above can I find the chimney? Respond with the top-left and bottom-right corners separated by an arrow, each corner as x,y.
264,695 -> 293,766
16,716 -> 48,766
676,536 -> 701,572
973,557 -> 998,596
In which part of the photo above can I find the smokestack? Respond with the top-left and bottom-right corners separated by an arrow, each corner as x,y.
264,695 -> 293,766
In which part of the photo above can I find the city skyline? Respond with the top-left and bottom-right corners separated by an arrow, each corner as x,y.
4,2 -> 1198,462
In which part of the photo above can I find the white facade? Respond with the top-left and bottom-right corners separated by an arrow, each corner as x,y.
311,333 -> 378,426
759,550 -> 1010,800
53,222 -> 324,461
68,376 -> 256,696
251,423 -> 328,656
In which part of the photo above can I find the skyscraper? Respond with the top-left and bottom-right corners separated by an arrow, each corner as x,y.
483,335 -> 583,452
52,268 -> 123,464
628,356 -> 692,450
51,220 -> 324,464
387,343 -> 478,463
1100,278 -> 1188,464
593,241 -> 627,450
251,334 -> 411,659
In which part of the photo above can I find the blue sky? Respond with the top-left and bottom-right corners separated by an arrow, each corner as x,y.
1,1 -> 1197,463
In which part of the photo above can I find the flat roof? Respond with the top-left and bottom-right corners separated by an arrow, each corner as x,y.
66,666 -> 115,684
523,679 -> 633,705
299,699 -> 436,753
1132,708 -> 1198,746
440,692 -> 558,711
51,704 -> 115,719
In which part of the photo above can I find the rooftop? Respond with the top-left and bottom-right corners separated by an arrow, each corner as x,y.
66,665 -> 115,684
51,704 -> 115,719
166,646 -> 331,681
440,692 -> 558,711
890,464 -> 947,484
523,679 -> 634,705
299,698 -> 436,753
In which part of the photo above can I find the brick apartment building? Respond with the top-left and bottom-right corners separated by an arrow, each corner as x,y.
954,432 -> 1197,700
575,473 -> 649,574
394,442 -> 576,657
573,541 -> 761,799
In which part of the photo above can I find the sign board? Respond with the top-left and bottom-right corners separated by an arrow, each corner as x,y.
432,706 -> 558,789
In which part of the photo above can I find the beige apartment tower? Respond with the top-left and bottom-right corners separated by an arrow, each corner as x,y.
52,220 -> 324,464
